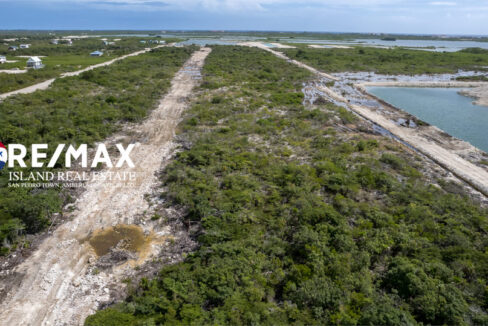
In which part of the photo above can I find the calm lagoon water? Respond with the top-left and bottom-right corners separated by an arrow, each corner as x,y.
355,39 -> 488,52
283,38 -> 488,52
366,87 -> 488,152
177,39 -> 237,46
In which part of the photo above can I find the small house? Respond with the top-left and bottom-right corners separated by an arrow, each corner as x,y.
20,44 -> 30,49
26,56 -> 44,69
51,39 -> 59,45
139,40 -> 146,44
0,56 -> 6,64
8,46 -> 17,51
90,51 -> 103,57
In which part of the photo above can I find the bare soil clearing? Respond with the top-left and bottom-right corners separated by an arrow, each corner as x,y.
0,47 -> 211,326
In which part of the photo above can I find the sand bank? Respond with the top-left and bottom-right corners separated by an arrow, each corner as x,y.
459,85 -> 488,107
308,44 -> 351,49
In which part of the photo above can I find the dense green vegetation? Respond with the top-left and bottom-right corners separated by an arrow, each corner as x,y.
86,46 -> 488,325
280,47 -> 488,74
456,75 -> 488,81
0,46 -> 196,255
0,37 -> 169,93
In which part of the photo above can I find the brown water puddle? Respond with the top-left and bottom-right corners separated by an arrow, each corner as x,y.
87,224 -> 150,256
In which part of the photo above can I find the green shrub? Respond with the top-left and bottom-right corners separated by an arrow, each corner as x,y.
87,46 -> 488,325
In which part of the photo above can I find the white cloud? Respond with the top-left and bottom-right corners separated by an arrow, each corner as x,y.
0,0 -> 408,10
429,1 -> 456,6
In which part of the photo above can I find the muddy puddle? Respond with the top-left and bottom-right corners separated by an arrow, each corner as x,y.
86,224 -> 150,256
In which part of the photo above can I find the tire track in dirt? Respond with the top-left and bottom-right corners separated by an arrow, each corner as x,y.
0,47 -> 211,326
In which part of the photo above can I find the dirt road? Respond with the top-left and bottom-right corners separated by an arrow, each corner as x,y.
0,47 -> 211,326
0,45 -> 166,101
0,69 -> 28,74
239,42 -> 339,81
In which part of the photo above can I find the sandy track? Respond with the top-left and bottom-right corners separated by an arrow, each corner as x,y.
0,69 -> 27,74
308,44 -> 351,49
0,47 -> 211,326
239,42 -> 339,81
260,45 -> 488,196
269,43 -> 296,49
0,45 -> 166,101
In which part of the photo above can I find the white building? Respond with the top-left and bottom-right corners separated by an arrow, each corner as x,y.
26,56 -> 44,69
90,51 -> 104,57
20,44 -> 30,49
0,56 -> 6,64
51,39 -> 59,45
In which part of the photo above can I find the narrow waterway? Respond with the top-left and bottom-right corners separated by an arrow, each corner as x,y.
367,87 -> 488,153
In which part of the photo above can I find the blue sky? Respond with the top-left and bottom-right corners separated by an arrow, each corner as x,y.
0,0 -> 487,35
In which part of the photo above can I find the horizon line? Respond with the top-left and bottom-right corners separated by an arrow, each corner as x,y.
1,29 -> 488,38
